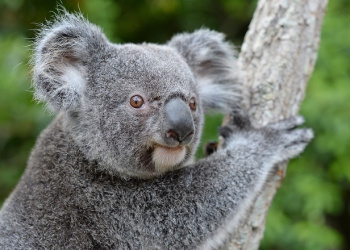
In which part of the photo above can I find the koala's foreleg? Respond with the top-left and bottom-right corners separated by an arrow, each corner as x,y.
152,113 -> 313,249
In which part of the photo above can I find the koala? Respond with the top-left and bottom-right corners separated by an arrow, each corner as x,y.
0,12 -> 313,249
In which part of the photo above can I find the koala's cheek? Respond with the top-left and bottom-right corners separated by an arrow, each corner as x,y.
152,146 -> 186,172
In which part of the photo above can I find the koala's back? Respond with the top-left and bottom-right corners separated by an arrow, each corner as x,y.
0,116 -> 233,249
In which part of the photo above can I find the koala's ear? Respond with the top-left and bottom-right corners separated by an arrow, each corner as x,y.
32,12 -> 108,112
167,29 -> 244,113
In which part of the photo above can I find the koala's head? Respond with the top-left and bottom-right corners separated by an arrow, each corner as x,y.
33,12 -> 242,178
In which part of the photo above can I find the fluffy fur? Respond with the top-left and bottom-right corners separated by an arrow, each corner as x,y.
0,12 -> 313,249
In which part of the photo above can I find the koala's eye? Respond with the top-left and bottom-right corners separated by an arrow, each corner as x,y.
189,97 -> 197,111
130,95 -> 144,108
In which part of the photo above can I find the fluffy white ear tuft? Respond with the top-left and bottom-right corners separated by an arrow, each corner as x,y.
198,79 -> 243,113
168,29 -> 245,113
32,11 -> 108,112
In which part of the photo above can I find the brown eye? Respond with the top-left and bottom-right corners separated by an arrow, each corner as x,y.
130,95 -> 144,108
189,97 -> 197,111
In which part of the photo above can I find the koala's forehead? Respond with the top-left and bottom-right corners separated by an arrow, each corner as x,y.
92,43 -> 196,93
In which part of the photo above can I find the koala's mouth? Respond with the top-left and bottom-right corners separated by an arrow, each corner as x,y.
152,144 -> 186,172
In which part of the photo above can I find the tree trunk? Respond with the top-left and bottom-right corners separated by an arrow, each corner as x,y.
224,0 -> 328,249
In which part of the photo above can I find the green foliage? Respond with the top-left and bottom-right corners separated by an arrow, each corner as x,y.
0,0 -> 349,249
0,35 -> 52,206
196,113 -> 224,159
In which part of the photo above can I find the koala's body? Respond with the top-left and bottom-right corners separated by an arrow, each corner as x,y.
0,12 -> 313,249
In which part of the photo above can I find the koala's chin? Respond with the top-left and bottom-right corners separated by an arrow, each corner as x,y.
152,145 -> 188,173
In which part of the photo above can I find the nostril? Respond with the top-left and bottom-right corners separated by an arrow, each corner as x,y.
181,130 -> 194,143
166,129 -> 179,141
185,131 -> 194,140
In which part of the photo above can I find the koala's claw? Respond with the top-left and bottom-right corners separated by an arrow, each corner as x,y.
284,128 -> 314,147
268,116 -> 313,155
268,116 -> 305,131
231,109 -> 252,130
275,127 -> 314,162
219,110 -> 252,139
223,109 -> 251,129
218,126 -> 234,139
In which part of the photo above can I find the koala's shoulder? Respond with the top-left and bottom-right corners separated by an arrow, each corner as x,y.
27,115 -> 76,169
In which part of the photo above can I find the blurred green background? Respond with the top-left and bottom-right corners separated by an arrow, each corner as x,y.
0,0 -> 349,249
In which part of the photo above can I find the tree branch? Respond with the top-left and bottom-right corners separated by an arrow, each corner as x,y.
224,0 -> 328,249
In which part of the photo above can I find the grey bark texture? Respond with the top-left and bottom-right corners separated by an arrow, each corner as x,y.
224,0 -> 328,249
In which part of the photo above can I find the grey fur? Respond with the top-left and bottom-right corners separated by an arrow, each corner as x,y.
0,12 -> 313,249
168,29 -> 244,113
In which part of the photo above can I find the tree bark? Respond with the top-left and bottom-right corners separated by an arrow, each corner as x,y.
224,0 -> 328,249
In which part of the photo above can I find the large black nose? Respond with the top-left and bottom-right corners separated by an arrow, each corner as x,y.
164,98 -> 194,145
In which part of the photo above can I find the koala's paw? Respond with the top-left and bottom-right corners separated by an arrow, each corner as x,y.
220,112 -> 313,164
268,115 -> 305,131
266,116 -> 314,163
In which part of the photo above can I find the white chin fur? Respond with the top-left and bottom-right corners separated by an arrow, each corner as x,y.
152,145 -> 186,172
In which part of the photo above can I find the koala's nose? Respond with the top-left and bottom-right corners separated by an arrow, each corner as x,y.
164,98 -> 194,145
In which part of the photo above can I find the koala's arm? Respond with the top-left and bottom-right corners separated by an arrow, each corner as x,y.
126,113 -> 313,249
0,114 -> 312,249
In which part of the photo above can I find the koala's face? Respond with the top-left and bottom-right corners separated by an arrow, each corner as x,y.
74,44 -> 203,177
33,14 -> 240,178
